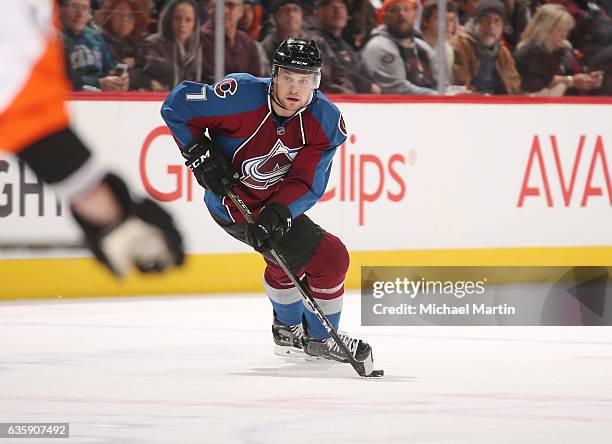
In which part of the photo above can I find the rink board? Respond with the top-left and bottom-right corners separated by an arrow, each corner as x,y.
2,246 -> 611,300
1,95 -> 611,298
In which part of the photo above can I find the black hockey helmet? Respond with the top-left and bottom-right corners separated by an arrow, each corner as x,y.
272,37 -> 323,88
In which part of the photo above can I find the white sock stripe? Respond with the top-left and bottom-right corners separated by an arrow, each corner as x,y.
308,281 -> 344,295
303,295 -> 343,315
263,277 -> 302,305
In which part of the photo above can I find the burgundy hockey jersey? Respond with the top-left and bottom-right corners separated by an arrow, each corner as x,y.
161,73 -> 347,223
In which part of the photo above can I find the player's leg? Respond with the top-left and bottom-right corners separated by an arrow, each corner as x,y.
211,212 -> 323,353
258,227 -> 348,341
263,259 -> 305,355
297,231 -> 374,363
299,232 -> 348,338
211,211 -> 373,362
260,215 -> 325,354
265,219 -> 374,363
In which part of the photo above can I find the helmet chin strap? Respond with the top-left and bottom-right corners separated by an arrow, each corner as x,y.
268,82 -> 290,112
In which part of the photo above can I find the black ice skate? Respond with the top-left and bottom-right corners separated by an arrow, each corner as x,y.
303,330 -> 374,369
272,316 -> 305,356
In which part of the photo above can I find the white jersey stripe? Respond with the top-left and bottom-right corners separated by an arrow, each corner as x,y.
231,110 -> 271,163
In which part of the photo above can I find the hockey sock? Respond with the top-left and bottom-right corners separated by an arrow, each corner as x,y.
303,308 -> 341,340
264,277 -> 304,325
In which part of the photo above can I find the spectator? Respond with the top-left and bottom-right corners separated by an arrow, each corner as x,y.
602,0 -> 612,16
588,45 -> 612,95
545,0 -> 612,63
91,0 -> 106,11
515,4 -> 603,96
361,0 -> 439,94
94,0 -> 154,90
300,0 -> 320,30
197,0 -> 210,23
261,0 -> 317,72
201,0 -> 262,83
312,0 -> 380,93
258,0 -> 276,38
343,0 -> 378,50
145,0 -> 202,90
458,0 -> 480,24
451,0 -> 521,94
60,0 -> 129,91
501,0 -> 531,51
419,0 -> 457,85
238,0 -> 270,75
238,0 -> 264,40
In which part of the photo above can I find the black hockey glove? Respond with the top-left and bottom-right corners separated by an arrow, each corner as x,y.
71,174 -> 185,277
246,202 -> 293,252
182,135 -> 239,197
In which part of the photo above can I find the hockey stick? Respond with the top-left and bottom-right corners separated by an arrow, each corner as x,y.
224,188 -> 383,378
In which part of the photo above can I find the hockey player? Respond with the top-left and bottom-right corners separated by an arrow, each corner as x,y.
0,0 -> 184,276
161,37 -> 374,365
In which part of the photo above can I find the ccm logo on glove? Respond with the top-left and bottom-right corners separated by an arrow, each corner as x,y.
187,150 -> 211,171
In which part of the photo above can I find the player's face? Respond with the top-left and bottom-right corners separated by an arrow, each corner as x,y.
110,2 -> 135,39
172,2 -> 196,44
62,0 -> 91,36
273,68 -> 316,116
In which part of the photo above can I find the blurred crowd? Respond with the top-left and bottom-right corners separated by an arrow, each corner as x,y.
60,0 -> 612,96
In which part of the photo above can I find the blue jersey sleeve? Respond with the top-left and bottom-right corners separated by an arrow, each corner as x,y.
160,74 -> 265,149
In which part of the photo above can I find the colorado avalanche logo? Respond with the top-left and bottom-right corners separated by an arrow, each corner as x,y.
241,140 -> 302,189
214,78 -> 238,98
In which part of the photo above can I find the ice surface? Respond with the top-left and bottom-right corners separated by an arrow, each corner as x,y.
1,291 -> 611,443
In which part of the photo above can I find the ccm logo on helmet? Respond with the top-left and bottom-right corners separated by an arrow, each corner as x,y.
290,60 -> 308,65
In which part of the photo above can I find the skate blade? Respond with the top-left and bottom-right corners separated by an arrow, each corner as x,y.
304,354 -> 330,362
274,344 -> 306,358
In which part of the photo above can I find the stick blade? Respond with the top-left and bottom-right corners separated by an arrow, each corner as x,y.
354,351 -> 384,377
364,369 -> 385,378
